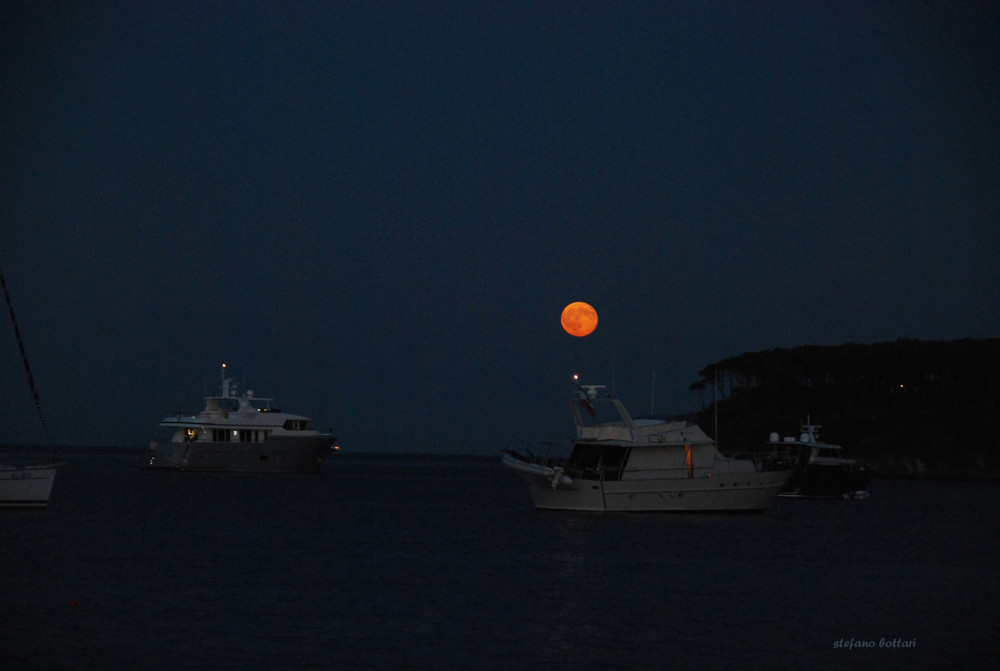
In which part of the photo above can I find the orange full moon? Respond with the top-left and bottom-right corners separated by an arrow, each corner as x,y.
561,302 -> 599,337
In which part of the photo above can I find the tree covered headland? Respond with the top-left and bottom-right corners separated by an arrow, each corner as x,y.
690,338 -> 1000,480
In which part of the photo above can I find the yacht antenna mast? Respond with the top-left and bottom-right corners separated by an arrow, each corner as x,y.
650,368 -> 656,415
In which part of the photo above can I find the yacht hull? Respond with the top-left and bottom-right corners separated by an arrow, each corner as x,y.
0,465 -> 58,507
518,470 -> 791,512
779,466 -> 871,498
143,436 -> 334,474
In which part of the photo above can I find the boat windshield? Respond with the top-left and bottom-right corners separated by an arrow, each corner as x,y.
567,444 -> 630,480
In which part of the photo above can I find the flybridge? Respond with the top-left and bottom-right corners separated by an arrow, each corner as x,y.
212,364 -> 277,412
569,383 -> 712,445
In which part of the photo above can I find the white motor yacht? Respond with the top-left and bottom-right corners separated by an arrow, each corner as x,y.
145,365 -> 337,473
503,383 -> 793,512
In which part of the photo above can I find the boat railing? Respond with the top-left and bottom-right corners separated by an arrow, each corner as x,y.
502,437 -> 570,468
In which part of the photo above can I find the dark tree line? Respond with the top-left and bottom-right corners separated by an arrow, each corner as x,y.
691,338 -> 1000,479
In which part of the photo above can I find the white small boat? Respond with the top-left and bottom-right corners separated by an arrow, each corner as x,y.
502,383 -> 794,512
0,462 -> 59,508
144,365 -> 337,473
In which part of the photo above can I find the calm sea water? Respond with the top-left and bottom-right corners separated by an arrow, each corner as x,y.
2,451 -> 998,670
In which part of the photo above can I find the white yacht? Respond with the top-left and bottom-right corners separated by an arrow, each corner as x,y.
502,383 -> 794,512
145,365 -> 337,473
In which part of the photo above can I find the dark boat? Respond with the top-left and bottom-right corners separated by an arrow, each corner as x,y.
768,422 -> 870,499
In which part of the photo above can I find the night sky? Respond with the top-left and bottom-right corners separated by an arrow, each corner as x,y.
2,2 -> 998,453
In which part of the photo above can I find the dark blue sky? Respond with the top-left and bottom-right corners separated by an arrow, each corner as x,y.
3,2 -> 998,452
